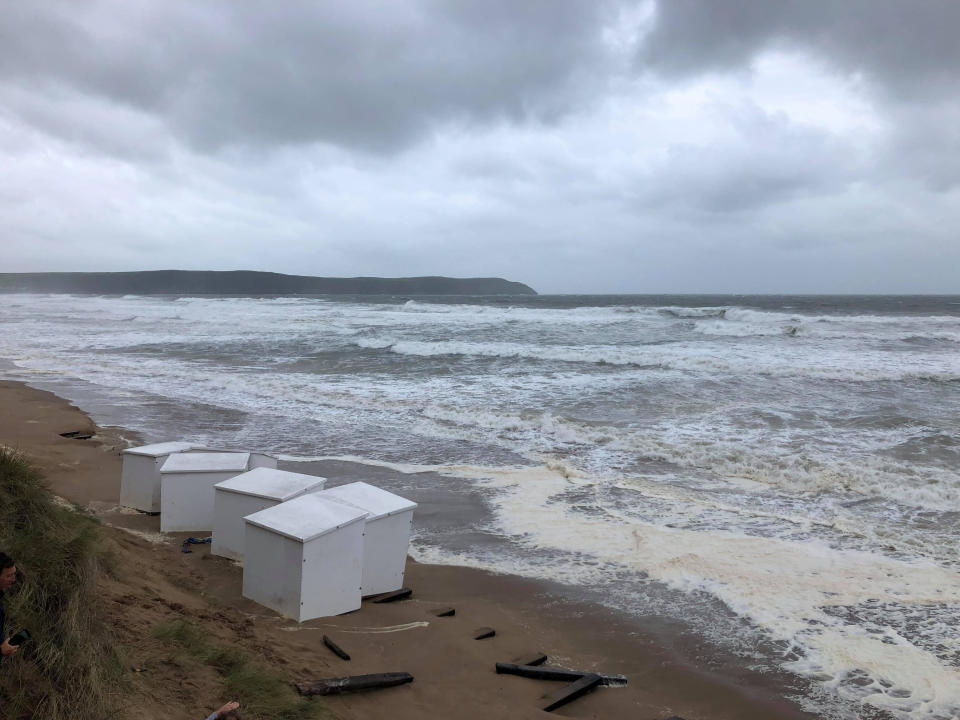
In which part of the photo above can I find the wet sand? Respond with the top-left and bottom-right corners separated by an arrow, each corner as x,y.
0,380 -> 818,719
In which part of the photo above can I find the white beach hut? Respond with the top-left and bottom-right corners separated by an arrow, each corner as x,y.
186,447 -> 278,470
120,441 -> 203,513
248,452 -> 278,469
159,452 -> 250,532
242,495 -> 368,621
211,468 -> 327,562
318,482 -> 417,596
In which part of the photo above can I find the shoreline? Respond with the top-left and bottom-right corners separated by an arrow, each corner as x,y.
0,379 -> 818,719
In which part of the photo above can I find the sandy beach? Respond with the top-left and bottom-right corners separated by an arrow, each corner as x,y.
0,379 -> 818,720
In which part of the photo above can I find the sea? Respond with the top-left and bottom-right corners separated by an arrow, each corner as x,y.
0,292 -> 958,719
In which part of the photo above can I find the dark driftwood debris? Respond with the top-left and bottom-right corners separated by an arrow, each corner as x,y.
322,635 -> 350,661
540,673 -> 602,712
473,627 -> 496,640
494,663 -> 627,687
372,588 -> 412,603
61,431 -> 93,439
513,653 -> 548,666
433,607 -> 456,617
297,672 -> 414,696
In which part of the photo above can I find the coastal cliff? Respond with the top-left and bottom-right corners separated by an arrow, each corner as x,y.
0,271 -> 537,296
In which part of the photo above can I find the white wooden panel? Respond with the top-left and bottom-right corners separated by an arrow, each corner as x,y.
216,468 -> 325,501
160,469 -> 243,531
211,490 -> 276,561
359,511 -> 413,595
161,452 -> 249,473
299,519 -> 364,621
244,494 -> 366,542
248,453 -> 279,469
317,483 -> 416,596
242,523 -> 304,620
119,453 -> 161,512
123,441 -> 199,457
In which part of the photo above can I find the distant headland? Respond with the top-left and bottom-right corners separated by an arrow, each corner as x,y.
0,270 -> 537,296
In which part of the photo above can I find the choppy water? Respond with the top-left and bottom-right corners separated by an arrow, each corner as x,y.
1,293 -> 958,719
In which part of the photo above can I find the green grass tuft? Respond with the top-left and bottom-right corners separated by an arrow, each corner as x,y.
153,619 -> 330,720
0,447 -> 122,719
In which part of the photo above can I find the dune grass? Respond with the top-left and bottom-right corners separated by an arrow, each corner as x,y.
153,618 -> 329,720
0,447 -> 327,719
0,447 -> 122,719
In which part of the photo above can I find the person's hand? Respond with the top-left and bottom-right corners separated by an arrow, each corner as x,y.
216,701 -> 239,717
1,639 -> 19,657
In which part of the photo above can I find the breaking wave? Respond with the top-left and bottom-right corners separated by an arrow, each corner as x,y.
2,292 -> 960,720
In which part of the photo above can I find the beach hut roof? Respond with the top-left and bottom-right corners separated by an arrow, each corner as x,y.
190,446 -> 278,460
320,481 -> 417,521
215,467 -> 325,502
244,494 -> 367,543
122,441 -> 201,457
160,451 -> 249,474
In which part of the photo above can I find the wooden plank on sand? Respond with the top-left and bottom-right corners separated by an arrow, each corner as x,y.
372,588 -> 412,603
512,653 -> 548,666
495,663 -> 627,687
433,607 -> 456,617
473,626 -> 496,640
541,673 -> 602,712
322,634 -> 350,661
297,672 -> 414,696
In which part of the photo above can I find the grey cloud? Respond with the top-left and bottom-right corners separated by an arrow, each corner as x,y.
1,85 -> 171,163
640,0 -> 960,99
881,101 -> 960,191
0,0 -> 618,155
632,105 -> 857,215
638,1 -> 960,190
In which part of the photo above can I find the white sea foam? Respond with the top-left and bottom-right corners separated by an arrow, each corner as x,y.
351,337 -> 960,382
2,292 -> 959,719
695,307 -> 960,342
413,461 -> 960,719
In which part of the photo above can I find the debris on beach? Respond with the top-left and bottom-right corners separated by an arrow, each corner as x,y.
433,606 -> 456,617
180,536 -> 211,553
322,634 -> 351,661
495,662 -> 627,686
297,672 -> 414,696
496,659 -> 627,712
512,652 -> 547,666
541,672 -> 603,712
473,626 -> 496,640
371,587 -> 412,603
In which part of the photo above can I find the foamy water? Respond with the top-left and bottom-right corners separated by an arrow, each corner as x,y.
1,292 -> 958,719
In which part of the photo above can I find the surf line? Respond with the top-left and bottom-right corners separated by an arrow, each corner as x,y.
283,621 -> 430,634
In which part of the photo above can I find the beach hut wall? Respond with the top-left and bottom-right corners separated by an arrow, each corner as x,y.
242,494 -> 368,621
211,467 -> 327,561
248,452 -> 279,469
317,482 -> 417,596
158,451 -> 250,532
120,441 -> 203,513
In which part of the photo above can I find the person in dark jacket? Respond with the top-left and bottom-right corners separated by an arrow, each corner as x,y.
0,552 -> 19,659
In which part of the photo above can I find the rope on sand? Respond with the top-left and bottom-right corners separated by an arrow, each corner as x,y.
282,621 -> 429,634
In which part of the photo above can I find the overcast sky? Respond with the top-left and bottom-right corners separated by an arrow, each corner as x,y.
2,1 -> 959,293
